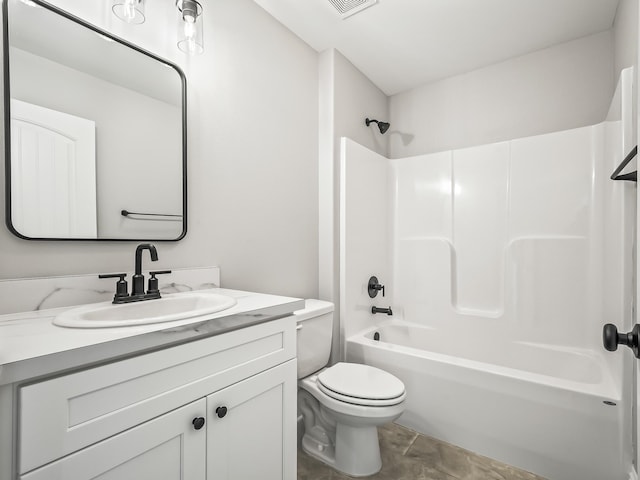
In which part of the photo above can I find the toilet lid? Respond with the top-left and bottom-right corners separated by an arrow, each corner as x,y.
317,363 -> 405,406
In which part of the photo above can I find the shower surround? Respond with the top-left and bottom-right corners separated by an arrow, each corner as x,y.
340,69 -> 635,480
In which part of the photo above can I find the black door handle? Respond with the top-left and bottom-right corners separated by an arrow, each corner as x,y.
603,324 -> 640,359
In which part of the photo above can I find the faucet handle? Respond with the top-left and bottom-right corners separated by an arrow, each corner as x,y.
98,273 -> 129,301
148,270 -> 172,295
368,276 -> 385,298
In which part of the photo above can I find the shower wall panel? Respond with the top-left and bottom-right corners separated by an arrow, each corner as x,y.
509,128 -> 593,238
391,125 -> 604,349
339,138 -> 392,344
452,142 -> 509,315
392,151 -> 452,240
390,152 -> 453,329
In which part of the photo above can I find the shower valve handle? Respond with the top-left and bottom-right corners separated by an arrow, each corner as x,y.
368,276 -> 385,298
603,323 -> 640,359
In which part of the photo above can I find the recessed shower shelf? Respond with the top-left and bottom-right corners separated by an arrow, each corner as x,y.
610,145 -> 637,182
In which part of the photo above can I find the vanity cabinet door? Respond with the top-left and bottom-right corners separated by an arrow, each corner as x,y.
21,399 -> 206,480
206,359 -> 297,480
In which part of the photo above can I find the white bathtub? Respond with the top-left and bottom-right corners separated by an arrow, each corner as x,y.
346,321 -> 628,480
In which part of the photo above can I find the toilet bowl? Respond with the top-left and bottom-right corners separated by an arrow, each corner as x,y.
295,300 -> 406,477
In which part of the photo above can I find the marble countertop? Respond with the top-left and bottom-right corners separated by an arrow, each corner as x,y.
0,288 -> 304,385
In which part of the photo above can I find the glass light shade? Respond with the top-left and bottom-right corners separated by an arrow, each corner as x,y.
176,0 -> 203,55
112,0 -> 145,25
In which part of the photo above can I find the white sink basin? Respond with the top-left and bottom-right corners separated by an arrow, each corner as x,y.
53,292 -> 237,328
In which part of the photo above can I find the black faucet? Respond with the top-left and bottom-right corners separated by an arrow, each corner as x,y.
99,244 -> 172,304
132,244 -> 158,297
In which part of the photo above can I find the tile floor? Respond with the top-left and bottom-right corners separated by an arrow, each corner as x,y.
297,423 -> 547,480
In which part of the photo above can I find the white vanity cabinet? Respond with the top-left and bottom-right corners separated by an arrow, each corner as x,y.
12,316 -> 297,480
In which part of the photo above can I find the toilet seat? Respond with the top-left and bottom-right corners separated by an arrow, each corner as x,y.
317,363 -> 405,407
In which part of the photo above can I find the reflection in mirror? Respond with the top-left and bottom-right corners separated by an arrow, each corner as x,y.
4,0 -> 187,240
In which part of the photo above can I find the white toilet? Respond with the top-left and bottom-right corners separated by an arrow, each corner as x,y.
295,299 -> 406,477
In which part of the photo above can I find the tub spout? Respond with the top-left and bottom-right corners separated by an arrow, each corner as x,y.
371,306 -> 393,316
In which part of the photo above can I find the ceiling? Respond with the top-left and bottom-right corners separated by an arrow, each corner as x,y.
253,0 -> 621,95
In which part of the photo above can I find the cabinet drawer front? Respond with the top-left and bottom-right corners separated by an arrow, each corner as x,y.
19,316 -> 295,474
21,398 -> 207,480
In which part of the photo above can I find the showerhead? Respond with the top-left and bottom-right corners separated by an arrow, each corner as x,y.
365,118 -> 390,134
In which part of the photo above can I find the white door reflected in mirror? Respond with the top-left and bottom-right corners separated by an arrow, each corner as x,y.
10,99 -> 97,238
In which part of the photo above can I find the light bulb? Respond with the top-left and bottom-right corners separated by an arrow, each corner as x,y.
184,21 -> 196,39
176,0 -> 203,55
112,0 -> 145,25
124,0 -> 136,21
183,21 -> 197,52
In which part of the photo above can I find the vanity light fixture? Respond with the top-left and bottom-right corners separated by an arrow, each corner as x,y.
112,0 -> 145,25
111,0 -> 204,55
176,0 -> 204,55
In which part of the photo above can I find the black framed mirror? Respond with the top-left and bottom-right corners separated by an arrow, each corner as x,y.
3,0 -> 187,241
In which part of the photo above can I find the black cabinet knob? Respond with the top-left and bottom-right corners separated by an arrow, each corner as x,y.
215,406 -> 228,418
603,323 -> 640,359
192,416 -> 205,430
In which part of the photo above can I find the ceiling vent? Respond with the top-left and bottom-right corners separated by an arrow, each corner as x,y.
328,0 -> 378,19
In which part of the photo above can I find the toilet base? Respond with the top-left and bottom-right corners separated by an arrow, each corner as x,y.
298,368 -> 405,477
302,423 -> 382,477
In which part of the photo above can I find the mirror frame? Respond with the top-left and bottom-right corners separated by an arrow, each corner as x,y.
2,0 -> 188,241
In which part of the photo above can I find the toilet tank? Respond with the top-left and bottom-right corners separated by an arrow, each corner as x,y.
294,299 -> 334,379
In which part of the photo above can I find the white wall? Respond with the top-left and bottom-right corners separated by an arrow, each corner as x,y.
0,0 -> 319,299
615,0 -> 639,77
389,31 -> 615,158
332,51 -> 389,159
317,49 -> 388,360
